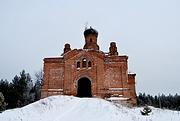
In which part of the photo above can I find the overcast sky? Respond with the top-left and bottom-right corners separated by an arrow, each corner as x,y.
0,0 -> 179,95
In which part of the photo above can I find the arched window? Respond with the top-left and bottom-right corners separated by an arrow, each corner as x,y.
77,61 -> 80,68
82,58 -> 87,68
88,61 -> 92,68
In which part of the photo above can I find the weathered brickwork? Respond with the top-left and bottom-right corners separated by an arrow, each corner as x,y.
41,27 -> 137,105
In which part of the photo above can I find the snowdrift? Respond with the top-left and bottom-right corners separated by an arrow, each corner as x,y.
0,95 -> 179,121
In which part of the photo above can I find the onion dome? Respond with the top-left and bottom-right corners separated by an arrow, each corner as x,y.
84,27 -> 98,37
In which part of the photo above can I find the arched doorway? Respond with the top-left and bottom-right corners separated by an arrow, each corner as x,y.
77,77 -> 92,97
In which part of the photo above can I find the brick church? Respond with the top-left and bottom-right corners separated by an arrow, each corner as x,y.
41,27 -> 137,105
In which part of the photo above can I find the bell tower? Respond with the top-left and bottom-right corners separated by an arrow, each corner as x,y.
83,27 -> 99,50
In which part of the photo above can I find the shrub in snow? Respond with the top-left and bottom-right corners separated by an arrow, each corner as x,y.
141,105 -> 152,116
103,93 -> 111,99
0,92 -> 7,112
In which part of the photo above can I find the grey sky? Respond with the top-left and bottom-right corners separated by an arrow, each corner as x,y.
0,0 -> 179,95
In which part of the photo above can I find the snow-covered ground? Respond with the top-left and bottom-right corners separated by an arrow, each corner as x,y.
0,95 -> 179,121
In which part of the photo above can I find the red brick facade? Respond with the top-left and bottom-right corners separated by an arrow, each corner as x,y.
41,27 -> 137,105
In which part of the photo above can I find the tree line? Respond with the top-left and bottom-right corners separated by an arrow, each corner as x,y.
137,93 -> 180,111
0,70 -> 42,112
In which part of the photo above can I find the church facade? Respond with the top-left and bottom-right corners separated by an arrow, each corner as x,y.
41,27 -> 137,105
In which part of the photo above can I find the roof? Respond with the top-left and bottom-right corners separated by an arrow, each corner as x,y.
84,27 -> 98,37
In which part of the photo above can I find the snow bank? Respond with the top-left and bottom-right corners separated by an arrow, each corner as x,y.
0,95 -> 179,121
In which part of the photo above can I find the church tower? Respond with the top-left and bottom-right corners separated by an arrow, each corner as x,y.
83,27 -> 99,50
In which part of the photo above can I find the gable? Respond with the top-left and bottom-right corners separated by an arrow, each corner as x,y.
63,49 -> 105,62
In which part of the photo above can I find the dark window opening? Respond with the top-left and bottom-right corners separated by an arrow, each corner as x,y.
82,58 -> 86,68
77,61 -> 80,68
88,61 -> 92,68
77,78 -> 92,97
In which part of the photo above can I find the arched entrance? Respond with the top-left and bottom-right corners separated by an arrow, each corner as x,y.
77,77 -> 92,97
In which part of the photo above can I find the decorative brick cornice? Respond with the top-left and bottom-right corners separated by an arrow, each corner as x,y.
44,57 -> 64,63
128,73 -> 136,78
105,55 -> 128,63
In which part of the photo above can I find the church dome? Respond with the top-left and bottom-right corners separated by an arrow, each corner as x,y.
84,27 -> 98,37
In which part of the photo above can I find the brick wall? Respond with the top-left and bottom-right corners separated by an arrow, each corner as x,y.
41,49 -> 137,105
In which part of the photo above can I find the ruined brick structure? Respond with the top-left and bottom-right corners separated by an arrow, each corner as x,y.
41,27 -> 137,105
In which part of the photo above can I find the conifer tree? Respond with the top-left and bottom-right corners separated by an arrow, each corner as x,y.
0,92 -> 7,112
34,69 -> 43,101
12,70 -> 34,107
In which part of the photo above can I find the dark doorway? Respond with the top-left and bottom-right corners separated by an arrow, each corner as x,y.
77,77 -> 92,97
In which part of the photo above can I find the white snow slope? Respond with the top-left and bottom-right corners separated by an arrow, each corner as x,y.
0,95 -> 180,121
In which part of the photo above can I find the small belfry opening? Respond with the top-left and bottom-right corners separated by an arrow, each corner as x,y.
77,77 -> 92,97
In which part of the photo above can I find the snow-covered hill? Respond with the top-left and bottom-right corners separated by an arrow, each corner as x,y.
0,96 -> 179,121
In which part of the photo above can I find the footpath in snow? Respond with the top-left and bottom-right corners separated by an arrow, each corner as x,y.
0,95 -> 180,121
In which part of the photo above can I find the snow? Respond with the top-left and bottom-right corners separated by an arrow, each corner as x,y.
47,89 -> 63,91
0,95 -> 180,121
109,88 -> 129,91
107,97 -> 130,101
